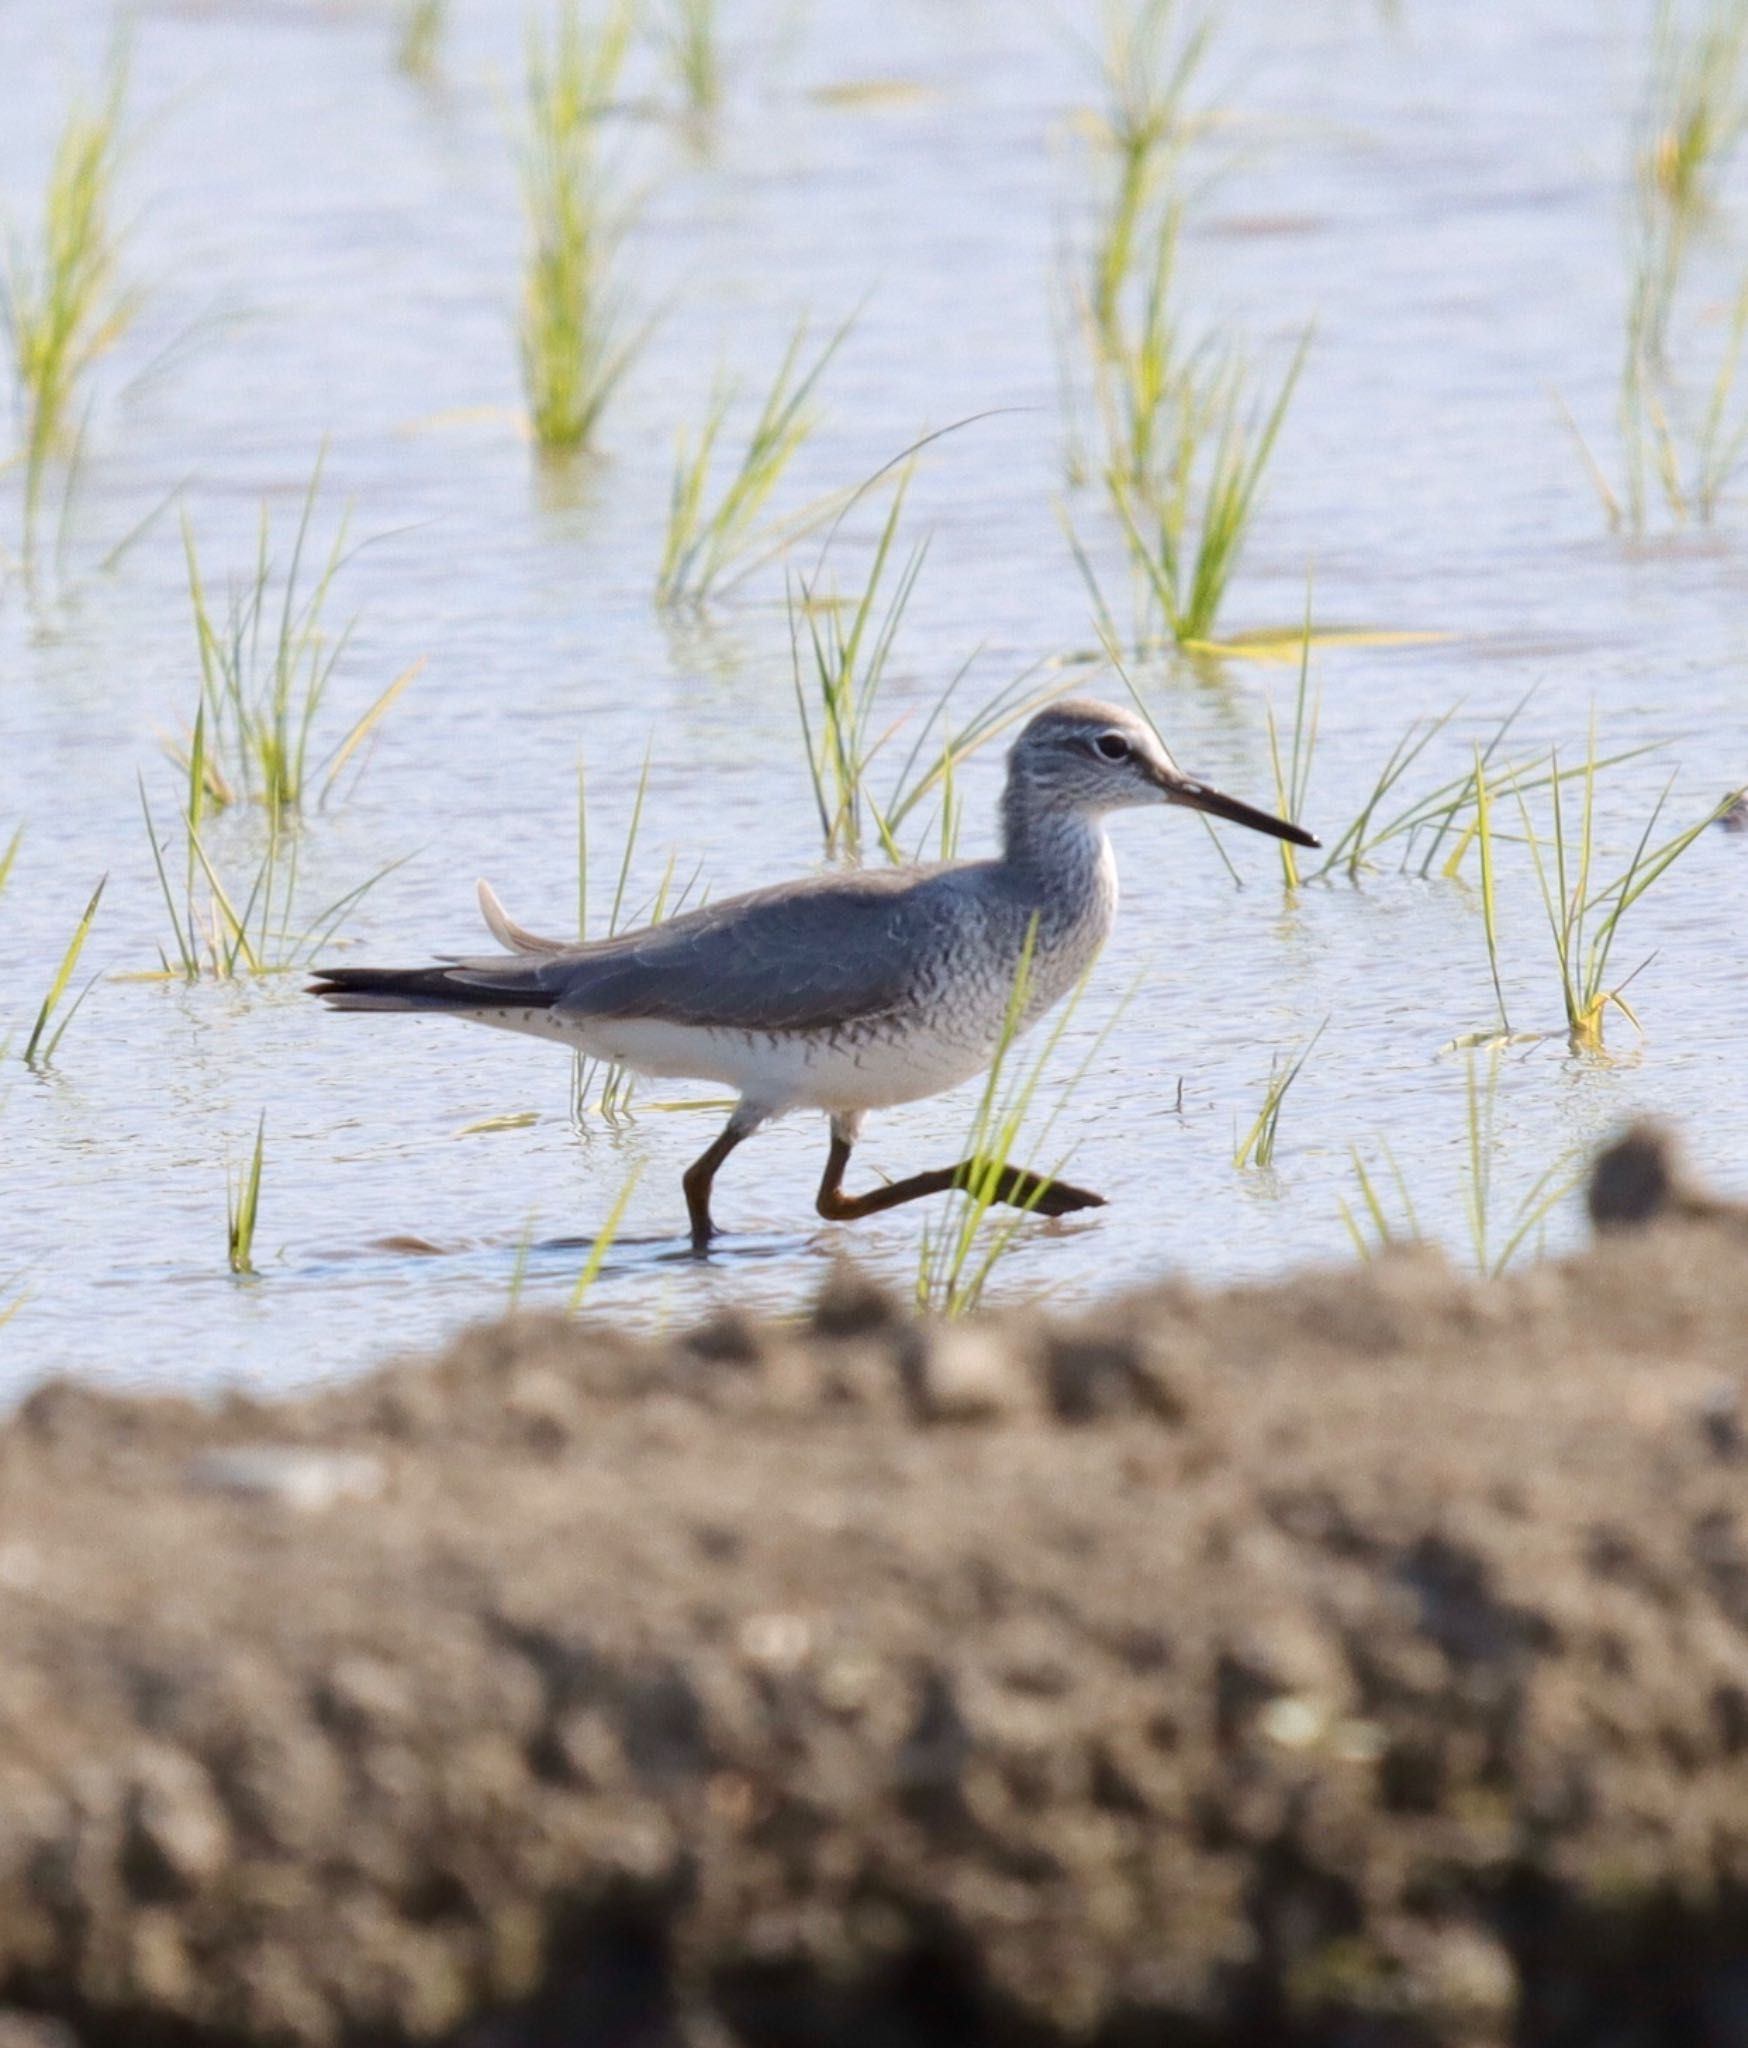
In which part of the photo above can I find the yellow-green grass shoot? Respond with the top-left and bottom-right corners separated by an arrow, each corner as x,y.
1559,0 -> 1748,541
0,1289 -> 23,1332
181,458 -> 418,820
1341,1059 -> 1577,1277
572,749 -> 705,1120
790,473 -> 927,862
23,876 -> 105,1067
568,1163 -> 642,1309
1233,1018 -> 1325,1170
2,57 -> 134,540
397,0 -> 448,78
657,312 -> 850,607
1264,588 -> 1319,889
142,768 -> 405,983
1639,0 -> 1748,216
1473,743 -> 1510,1035
1514,730 -> 1734,1049
1085,0 -> 1213,351
0,826 -> 20,900
789,485 -> 1049,867
519,0 -> 640,454
663,0 -> 720,115
227,1113 -> 266,1275
916,925 -> 1110,1318
1107,330 -> 1309,647
1566,265 -> 1748,532
1336,1141 -> 1423,1261
875,658 -> 1058,863
1462,1051 -> 1579,1277
1296,690 -> 1656,887
507,1216 -> 537,1309
1092,201 -> 1185,488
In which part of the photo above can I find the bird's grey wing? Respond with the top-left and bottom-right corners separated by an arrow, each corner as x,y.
543,871 -> 964,1035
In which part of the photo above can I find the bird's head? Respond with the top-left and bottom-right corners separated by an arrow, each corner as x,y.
1006,698 -> 1318,848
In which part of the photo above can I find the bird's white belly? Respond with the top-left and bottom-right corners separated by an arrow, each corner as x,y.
466,1008 -> 1004,1113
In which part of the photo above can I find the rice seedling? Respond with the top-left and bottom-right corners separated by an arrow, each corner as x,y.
1335,1141 -> 1423,1260
1513,729 -> 1734,1049
1106,331 -> 1310,647
1263,593 -> 1319,889
1471,745 -> 1510,1036
877,660 -> 1058,862
179,460 -> 419,820
1089,200 -> 1185,491
1287,686 -> 1653,887
1567,254 -> 1748,530
1084,0 -> 1213,350
789,482 -> 1054,865
142,763 -> 404,983
0,1289 -> 23,1332
571,749 -> 705,1120
227,1114 -> 266,1276
662,0 -> 721,115
397,0 -> 448,77
1638,0 -> 1748,216
790,474 -> 927,862
0,827 -> 20,901
1340,1057 -> 1577,1277
656,312 -> 851,608
519,0 -> 640,454
507,1217 -> 537,1309
1461,1051 -> 1579,1276
2,56 -> 134,541
568,1162 -> 642,1308
1558,2 -> 1748,531
915,927 -> 1114,1318
1233,1018 -> 1325,1169
22,876 -> 105,1067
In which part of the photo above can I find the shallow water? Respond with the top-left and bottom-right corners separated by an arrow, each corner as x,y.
3,0 -> 1746,1397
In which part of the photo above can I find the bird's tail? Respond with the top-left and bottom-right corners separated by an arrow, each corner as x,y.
310,880 -> 573,1013
307,962 -> 559,1015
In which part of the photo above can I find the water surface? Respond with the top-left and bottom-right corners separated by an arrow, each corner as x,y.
2,0 -> 1745,1395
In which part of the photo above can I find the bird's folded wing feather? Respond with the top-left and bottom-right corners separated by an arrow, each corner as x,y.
454,869 -> 961,1035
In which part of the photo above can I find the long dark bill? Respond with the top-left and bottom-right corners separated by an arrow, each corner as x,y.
1168,775 -> 1320,849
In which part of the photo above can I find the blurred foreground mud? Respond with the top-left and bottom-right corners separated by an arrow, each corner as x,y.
5,1128 -> 1748,2046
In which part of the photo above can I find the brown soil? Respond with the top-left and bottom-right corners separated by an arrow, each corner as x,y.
4,1128 -> 1748,2048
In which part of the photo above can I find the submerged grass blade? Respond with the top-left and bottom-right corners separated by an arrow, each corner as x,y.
663,0 -> 721,114
658,311 -> 851,606
3,54 -> 134,541
179,456 -> 409,818
916,919 -> 1087,1317
1233,1018 -> 1325,1169
397,0 -> 448,77
227,1113 -> 266,1275
1105,329 -> 1310,646
1265,587 -> 1319,888
519,0 -> 640,453
568,1162 -> 642,1309
23,876 -> 105,1065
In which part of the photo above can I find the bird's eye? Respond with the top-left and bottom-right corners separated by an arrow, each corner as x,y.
1093,732 -> 1132,762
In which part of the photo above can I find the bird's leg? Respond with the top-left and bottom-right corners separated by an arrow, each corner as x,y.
682,1105 -> 763,1253
815,1112 -> 1105,1222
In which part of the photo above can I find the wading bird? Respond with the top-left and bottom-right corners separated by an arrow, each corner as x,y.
310,700 -> 1317,1250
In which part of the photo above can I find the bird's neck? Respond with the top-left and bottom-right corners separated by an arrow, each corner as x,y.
999,796 -> 1116,921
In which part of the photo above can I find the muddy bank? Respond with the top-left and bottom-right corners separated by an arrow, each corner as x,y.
4,1132 -> 1748,2046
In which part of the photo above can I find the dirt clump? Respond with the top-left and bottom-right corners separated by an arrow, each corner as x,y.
1,1126 -> 1748,2044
